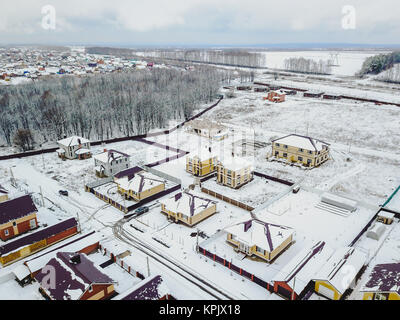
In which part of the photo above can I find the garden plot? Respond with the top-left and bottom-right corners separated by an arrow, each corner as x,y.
201,175 -> 290,209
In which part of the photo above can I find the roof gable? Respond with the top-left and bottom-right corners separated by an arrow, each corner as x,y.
0,194 -> 37,225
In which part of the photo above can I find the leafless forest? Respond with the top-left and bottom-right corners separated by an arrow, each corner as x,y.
0,67 -> 229,148
283,57 -> 331,74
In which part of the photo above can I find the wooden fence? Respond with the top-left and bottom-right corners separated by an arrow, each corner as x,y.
201,187 -> 255,212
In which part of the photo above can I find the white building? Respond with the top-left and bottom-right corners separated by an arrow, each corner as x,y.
56,136 -> 91,160
93,149 -> 130,177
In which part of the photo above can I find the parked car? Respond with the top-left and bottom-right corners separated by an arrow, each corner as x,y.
59,190 -> 69,196
134,206 -> 149,216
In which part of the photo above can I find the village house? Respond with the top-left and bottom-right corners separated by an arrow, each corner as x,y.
56,136 -> 91,160
377,211 -> 395,225
93,149 -> 130,177
160,190 -> 217,227
272,241 -> 334,300
0,185 -> 8,203
184,119 -> 228,141
0,194 -> 38,241
264,90 -> 286,103
360,263 -> 400,300
225,219 -> 294,262
313,247 -> 367,300
186,148 -> 218,177
116,171 -> 165,202
0,218 -> 78,266
35,251 -> 116,300
271,134 -> 330,167
303,91 -> 324,98
217,157 -> 253,189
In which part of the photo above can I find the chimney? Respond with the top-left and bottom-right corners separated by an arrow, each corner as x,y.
244,220 -> 252,232
70,254 -> 81,264
104,148 -> 107,153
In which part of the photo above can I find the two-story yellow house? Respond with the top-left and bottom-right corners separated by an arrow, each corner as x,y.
271,134 -> 330,167
116,171 -> 165,202
225,219 -> 293,262
160,190 -> 217,227
360,263 -> 400,300
186,149 -> 218,177
217,157 -> 253,189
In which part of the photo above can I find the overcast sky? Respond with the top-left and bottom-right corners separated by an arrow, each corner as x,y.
1,0 -> 399,47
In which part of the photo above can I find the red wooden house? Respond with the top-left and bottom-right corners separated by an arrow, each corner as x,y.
0,195 -> 38,241
265,90 -> 286,103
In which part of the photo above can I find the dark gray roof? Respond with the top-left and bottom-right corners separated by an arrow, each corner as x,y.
35,251 -> 114,300
0,194 -> 37,226
121,275 -> 168,300
114,166 -> 143,180
0,218 -> 77,257
363,263 -> 400,294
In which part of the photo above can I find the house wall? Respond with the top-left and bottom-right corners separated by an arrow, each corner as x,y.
0,194 -> 8,203
267,92 -> 285,103
81,284 -> 115,300
131,183 -> 165,201
0,226 -> 78,266
95,157 -> 130,177
217,165 -> 253,189
272,142 -> 329,167
0,213 -> 38,241
186,156 -> 217,177
59,142 -> 91,160
161,203 -> 216,227
315,281 -> 341,300
362,292 -> 400,300
226,233 -> 292,262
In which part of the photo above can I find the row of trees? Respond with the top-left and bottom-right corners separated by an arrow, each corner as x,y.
141,49 -> 267,68
283,57 -> 332,75
358,51 -> 400,76
0,66 -> 226,150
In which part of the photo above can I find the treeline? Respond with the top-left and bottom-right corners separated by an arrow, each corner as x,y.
283,57 -> 331,75
139,49 -> 266,68
358,51 -> 400,76
0,67 -> 225,150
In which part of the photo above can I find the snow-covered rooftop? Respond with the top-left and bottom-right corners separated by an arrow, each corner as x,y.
117,171 -> 165,194
272,134 -> 330,152
224,218 -> 294,253
57,136 -> 90,147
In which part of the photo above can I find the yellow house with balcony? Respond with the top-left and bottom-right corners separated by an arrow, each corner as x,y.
160,190 -> 217,227
271,134 -> 330,168
116,171 -> 165,202
225,219 -> 293,262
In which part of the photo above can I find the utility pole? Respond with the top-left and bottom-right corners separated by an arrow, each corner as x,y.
40,186 -> 45,207
196,229 -> 199,253
146,256 -> 150,277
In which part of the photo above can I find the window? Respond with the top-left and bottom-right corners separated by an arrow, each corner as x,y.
4,230 -> 9,236
88,285 -> 93,293
375,293 -> 387,300
299,148 -> 304,152
298,156 -> 303,161
284,145 -> 288,149
308,150 -> 312,155
12,221 -> 16,227
276,143 -> 280,147
283,153 -> 287,158
275,151 -> 279,156
256,246 -> 265,255
307,159 -> 312,164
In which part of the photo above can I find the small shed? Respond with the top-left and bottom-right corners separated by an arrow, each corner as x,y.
377,211 -> 395,225
366,223 -> 386,241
